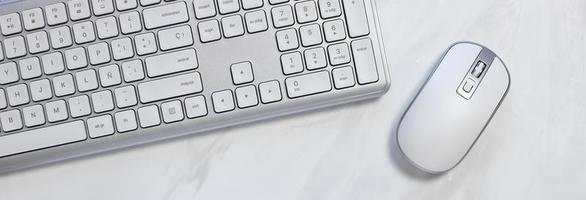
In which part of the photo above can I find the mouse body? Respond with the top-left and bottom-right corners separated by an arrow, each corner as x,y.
397,42 -> 511,174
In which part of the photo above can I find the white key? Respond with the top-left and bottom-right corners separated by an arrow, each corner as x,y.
193,0 -> 217,19
75,69 -> 99,92
0,109 -> 23,132
328,42 -> 351,66
65,47 -> 89,70
161,100 -> 184,123
184,96 -> 207,118
41,52 -> 65,75
88,42 -> 111,65
299,24 -> 323,47
140,0 -> 161,6
0,13 -> 22,36
91,90 -> 115,113
26,31 -> 50,54
242,0 -> 263,10
134,33 -> 157,55
332,66 -> 356,89
69,95 -> 92,118
244,10 -> 268,34
304,47 -> 327,70
7,84 -> 30,106
18,57 -> 42,80
92,0 -> 115,16
342,0 -> 370,38
269,0 -> 289,5
143,2 -> 189,30
49,26 -> 73,49
295,1 -> 318,23
222,15 -> 245,38
351,38 -> 379,84
138,72 -> 203,103
259,81 -> 282,104
53,74 -> 76,97
87,115 -> 115,138
68,0 -> 92,21
115,110 -> 137,133
218,0 -> 240,14
231,61 -> 254,85
138,105 -> 160,128
111,37 -> 134,60
235,85 -> 259,108
0,62 -> 19,84
99,64 -> 122,87
198,19 -> 221,43
0,42 -> 4,60
323,19 -> 346,42
4,36 -> 27,58
318,0 -> 342,19
22,105 -> 45,127
22,8 -> 45,31
271,5 -> 294,28
145,49 -> 198,77
73,21 -> 96,44
96,17 -> 119,39
45,100 -> 68,122
158,25 -> 193,50
116,0 -> 138,11
44,3 -> 68,26
0,89 -> 6,109
114,86 -> 137,108
119,11 -> 142,34
285,71 -> 332,98
29,79 -> 53,102
276,29 -> 299,51
212,90 -> 235,113
122,60 -> 145,82
281,52 -> 304,75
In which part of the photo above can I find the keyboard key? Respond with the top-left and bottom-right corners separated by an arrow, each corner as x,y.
0,42 -> 4,60
138,105 -> 161,128
198,19 -> 221,43
22,104 -> 45,127
115,110 -> 137,133
318,0 -> 342,19
75,69 -> 99,92
0,89 -> 7,109
259,81 -> 282,104
193,0 -> 217,19
0,120 -> 87,157
119,11 -> 142,34
285,71 -> 332,98
212,90 -> 235,113
135,33 -> 158,55
7,84 -> 29,106
49,26 -> 73,49
138,72 -> 203,103
342,0 -> 370,38
276,28 -> 299,52
88,42 -> 111,65
281,52 -> 304,75
323,19 -> 346,42
65,47 -> 89,70
222,15 -> 245,38
244,10 -> 268,34
121,60 -> 145,82
111,37 -> 134,60
0,62 -> 19,84
41,52 -> 65,75
87,115 -> 115,138
53,74 -> 76,97
73,21 -> 96,44
91,90 -> 115,113
158,25 -> 194,50
271,5 -> 294,28
235,85 -> 259,108
22,8 -> 45,31
96,16 -> 119,39
269,0 -> 289,5
143,2 -> 189,30
184,96 -> 207,118
4,36 -> 27,58
44,3 -> 68,26
242,0 -> 263,10
68,95 -> 92,118
231,61 -> 254,85
327,42 -> 351,65
116,0 -> 138,11
18,57 -> 42,80
30,79 -> 53,102
0,109 -> 22,132
45,100 -> 68,122
304,47 -> 327,70
218,0 -> 240,14
332,66 -> 356,89
0,13 -> 22,36
351,38 -> 379,84
26,31 -> 50,54
295,1 -> 318,23
92,0 -> 115,16
140,0 -> 161,6
161,100 -> 184,123
68,0 -> 92,21
299,24 -> 323,47
99,64 -> 122,87
114,86 -> 138,108
145,49 -> 198,77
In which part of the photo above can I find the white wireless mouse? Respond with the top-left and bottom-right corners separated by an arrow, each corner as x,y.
397,42 -> 511,174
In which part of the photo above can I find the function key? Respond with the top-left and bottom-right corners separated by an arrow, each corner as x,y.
116,0 -> 138,11
217,0 -> 240,15
68,0 -> 92,21
45,3 -> 68,26
269,0 -> 289,5
22,8 -> 45,31
242,0 -> 263,10
92,0 -> 115,16
0,13 -> 22,36
140,0 -> 161,6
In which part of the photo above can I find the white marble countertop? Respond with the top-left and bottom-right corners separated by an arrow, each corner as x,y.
1,0 -> 585,199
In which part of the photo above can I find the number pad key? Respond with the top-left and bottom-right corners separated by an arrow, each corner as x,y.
332,66 -> 356,89
271,5 -> 294,28
327,42 -> 351,66
304,47 -> 327,70
276,28 -> 299,51
281,52 -> 304,75
318,0 -> 342,19
295,1 -> 318,24
323,19 -> 346,42
299,24 -> 323,47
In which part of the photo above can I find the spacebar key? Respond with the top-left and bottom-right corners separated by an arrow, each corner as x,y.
0,121 -> 87,157
138,72 -> 203,103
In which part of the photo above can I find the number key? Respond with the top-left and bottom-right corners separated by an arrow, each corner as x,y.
276,28 -> 299,51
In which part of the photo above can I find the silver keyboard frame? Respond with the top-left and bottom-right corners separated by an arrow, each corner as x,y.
0,0 -> 390,173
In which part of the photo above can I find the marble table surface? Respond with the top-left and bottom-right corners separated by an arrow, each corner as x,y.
1,0 -> 585,199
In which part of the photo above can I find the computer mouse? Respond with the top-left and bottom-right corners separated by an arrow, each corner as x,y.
397,42 -> 511,174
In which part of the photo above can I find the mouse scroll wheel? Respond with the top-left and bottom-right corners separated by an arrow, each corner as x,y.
471,61 -> 487,78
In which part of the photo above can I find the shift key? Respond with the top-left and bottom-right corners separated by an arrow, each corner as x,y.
138,72 -> 203,103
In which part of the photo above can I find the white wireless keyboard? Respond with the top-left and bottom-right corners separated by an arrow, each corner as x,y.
0,0 -> 389,173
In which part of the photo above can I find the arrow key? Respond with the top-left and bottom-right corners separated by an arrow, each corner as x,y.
235,85 -> 259,108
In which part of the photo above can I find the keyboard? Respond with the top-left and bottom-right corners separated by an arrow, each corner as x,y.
0,0 -> 389,173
